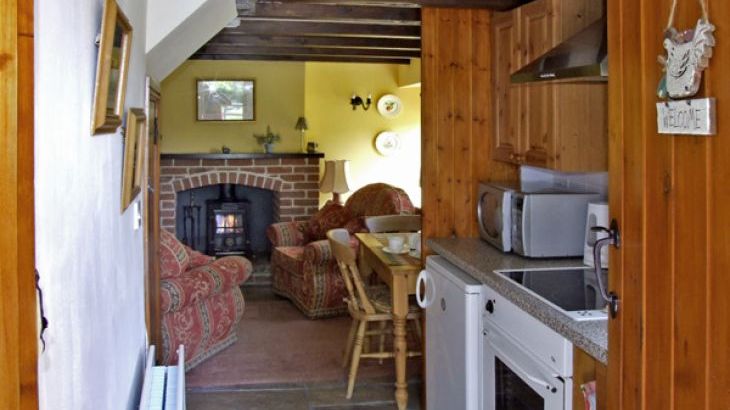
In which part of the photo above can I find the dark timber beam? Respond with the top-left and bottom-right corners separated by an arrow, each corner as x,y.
191,54 -> 412,64
195,44 -> 420,58
207,34 -> 421,50
221,21 -> 421,39
260,0 -> 531,11
239,2 -> 421,24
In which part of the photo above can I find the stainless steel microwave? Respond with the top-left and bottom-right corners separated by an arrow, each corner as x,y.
477,182 -> 602,257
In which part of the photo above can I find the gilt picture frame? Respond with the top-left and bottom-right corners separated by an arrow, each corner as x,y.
91,0 -> 133,135
196,79 -> 256,121
121,108 -> 146,212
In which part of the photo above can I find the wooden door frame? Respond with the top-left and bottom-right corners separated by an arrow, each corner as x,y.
144,78 -> 162,360
0,0 -> 39,408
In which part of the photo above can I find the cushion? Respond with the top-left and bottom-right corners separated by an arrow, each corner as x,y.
308,202 -> 353,240
345,183 -> 415,218
160,229 -> 191,279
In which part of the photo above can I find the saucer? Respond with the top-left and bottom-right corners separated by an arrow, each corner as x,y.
382,245 -> 409,255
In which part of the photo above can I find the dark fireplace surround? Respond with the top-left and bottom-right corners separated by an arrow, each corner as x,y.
160,153 -> 324,279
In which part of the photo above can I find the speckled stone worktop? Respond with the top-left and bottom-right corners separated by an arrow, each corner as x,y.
427,238 -> 608,365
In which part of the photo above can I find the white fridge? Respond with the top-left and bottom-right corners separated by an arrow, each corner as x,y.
417,256 -> 485,410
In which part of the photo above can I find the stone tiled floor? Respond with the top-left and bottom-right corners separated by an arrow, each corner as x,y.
187,379 -> 422,410
187,286 -> 423,409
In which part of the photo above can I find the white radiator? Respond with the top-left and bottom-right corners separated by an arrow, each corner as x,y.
138,345 -> 186,410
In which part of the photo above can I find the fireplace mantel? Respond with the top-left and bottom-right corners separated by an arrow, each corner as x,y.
161,152 -> 325,161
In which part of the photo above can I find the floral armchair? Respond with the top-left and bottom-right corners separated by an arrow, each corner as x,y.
159,229 -> 252,368
266,183 -> 416,318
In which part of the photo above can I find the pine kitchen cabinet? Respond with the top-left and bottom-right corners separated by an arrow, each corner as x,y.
492,0 -> 608,171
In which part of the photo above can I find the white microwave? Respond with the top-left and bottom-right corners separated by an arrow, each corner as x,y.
477,182 -> 602,257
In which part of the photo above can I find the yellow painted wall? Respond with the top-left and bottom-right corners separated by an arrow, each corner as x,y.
304,62 -> 421,207
160,60 -> 305,153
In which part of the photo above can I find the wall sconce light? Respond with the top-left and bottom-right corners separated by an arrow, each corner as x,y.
350,93 -> 372,111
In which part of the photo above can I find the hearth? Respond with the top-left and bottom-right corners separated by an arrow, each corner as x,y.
206,184 -> 251,257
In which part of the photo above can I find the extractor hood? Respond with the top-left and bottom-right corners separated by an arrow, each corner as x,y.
511,18 -> 607,83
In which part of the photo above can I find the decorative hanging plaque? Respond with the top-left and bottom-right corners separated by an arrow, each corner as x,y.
656,0 -> 717,136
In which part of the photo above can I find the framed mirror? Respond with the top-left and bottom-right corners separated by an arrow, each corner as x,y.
121,108 -> 146,211
196,80 -> 255,121
92,0 -> 133,135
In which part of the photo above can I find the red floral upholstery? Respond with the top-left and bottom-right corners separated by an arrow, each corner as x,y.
159,229 -> 252,368
307,202 -> 353,240
267,183 -> 415,318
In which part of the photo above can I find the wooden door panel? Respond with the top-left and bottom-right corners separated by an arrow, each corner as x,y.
0,0 -> 38,408
145,82 -> 162,359
519,0 -> 554,167
492,11 -> 520,164
608,0 -> 730,407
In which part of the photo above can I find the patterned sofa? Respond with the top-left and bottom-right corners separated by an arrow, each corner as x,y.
159,229 -> 252,368
266,183 -> 416,319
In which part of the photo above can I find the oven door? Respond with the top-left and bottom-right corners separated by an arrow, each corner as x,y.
483,322 -> 568,410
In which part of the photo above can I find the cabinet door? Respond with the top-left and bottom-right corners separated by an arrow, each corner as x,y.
492,11 -> 520,164
518,0 -> 556,167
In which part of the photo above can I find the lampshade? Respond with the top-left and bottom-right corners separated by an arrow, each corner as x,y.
319,160 -> 351,194
294,116 -> 308,131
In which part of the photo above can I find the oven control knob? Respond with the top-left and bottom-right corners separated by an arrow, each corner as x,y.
485,300 -> 495,314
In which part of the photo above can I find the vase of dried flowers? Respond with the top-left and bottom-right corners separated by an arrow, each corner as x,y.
253,126 -> 281,154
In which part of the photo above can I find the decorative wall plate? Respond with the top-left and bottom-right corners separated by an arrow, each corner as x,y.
377,94 -> 403,118
374,131 -> 401,156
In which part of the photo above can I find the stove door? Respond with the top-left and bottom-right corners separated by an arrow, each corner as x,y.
483,322 -> 568,410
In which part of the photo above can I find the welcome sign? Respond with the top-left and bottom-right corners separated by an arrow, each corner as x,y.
657,97 -> 716,136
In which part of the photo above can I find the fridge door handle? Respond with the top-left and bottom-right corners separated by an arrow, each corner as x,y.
416,270 -> 434,308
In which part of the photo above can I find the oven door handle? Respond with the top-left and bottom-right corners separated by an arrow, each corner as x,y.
484,326 -> 560,393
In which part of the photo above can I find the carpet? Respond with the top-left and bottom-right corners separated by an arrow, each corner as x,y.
185,287 -> 422,389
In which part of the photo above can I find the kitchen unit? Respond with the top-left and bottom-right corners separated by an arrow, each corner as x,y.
492,0 -> 607,171
417,256 -> 485,410
425,237 -> 608,410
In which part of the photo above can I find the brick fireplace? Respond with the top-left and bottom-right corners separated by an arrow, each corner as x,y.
159,153 -> 324,283
160,153 -> 324,232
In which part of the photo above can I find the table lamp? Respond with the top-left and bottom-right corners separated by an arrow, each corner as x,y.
294,116 -> 308,152
319,160 -> 350,204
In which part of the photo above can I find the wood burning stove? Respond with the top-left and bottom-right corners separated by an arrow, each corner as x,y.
206,184 -> 251,257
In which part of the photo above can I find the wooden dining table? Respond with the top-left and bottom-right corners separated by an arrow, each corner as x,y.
355,232 -> 423,410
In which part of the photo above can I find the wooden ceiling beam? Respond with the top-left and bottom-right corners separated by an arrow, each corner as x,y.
222,20 -> 421,39
260,0 -> 531,11
207,34 -> 420,50
191,53 -> 412,64
238,2 -> 421,24
195,44 -> 420,58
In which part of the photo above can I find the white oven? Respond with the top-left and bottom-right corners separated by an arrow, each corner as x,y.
482,284 -> 574,410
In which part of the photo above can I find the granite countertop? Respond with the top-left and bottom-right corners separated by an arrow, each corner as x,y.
427,238 -> 608,365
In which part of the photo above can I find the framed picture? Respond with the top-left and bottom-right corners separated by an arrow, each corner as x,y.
121,108 -> 146,211
91,0 -> 133,135
196,80 -> 255,121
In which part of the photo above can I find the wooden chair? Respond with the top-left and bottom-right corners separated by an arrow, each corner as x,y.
327,228 -> 422,399
363,214 -> 422,233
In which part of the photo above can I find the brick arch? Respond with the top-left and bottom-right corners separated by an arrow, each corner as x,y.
170,170 -> 284,194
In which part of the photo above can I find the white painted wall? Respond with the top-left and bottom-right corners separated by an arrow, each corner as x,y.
146,0 -> 207,52
35,0 -> 148,409
146,0 -> 236,81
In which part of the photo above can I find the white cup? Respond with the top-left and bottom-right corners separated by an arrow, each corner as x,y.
388,235 -> 405,252
409,233 -> 421,253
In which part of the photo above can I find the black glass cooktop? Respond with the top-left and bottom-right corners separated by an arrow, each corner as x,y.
497,268 -> 608,313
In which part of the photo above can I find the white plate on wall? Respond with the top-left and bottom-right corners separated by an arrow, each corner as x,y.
374,131 -> 401,156
377,94 -> 403,118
